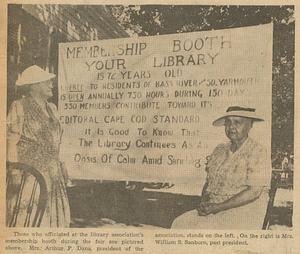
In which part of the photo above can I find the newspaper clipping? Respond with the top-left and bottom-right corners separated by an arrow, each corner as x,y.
0,2 -> 298,254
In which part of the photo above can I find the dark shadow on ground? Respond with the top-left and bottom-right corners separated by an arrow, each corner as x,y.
68,181 -> 293,229
68,181 -> 200,228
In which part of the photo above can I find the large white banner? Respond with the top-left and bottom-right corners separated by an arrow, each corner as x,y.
58,24 -> 272,190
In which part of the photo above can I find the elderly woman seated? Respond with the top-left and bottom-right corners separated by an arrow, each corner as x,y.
172,106 -> 271,229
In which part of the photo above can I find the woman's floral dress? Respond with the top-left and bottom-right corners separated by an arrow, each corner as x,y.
172,138 -> 271,229
6,96 -> 70,227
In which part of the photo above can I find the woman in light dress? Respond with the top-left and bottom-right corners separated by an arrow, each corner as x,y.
172,106 -> 271,229
7,65 -> 70,227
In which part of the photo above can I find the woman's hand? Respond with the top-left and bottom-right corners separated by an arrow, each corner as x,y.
197,202 -> 209,216
197,202 -> 222,216
197,186 -> 263,216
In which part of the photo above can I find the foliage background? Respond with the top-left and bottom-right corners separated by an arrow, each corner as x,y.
109,5 -> 295,167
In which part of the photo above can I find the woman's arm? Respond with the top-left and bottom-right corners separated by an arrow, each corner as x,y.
7,101 -> 24,162
201,181 -> 209,197
199,186 -> 263,215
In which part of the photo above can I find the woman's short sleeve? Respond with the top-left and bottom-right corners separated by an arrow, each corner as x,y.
7,100 -> 24,162
246,145 -> 271,188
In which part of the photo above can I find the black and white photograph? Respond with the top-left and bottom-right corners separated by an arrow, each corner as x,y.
5,3 -> 294,234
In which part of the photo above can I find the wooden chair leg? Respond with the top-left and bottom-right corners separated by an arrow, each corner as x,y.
262,187 -> 277,229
